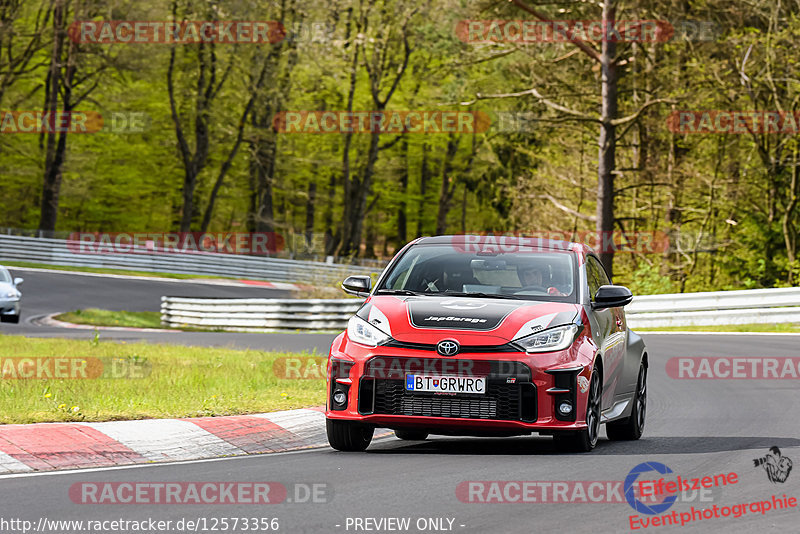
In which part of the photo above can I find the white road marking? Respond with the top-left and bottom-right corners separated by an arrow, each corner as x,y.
80,419 -> 245,462
254,409 -> 328,444
0,451 -> 33,474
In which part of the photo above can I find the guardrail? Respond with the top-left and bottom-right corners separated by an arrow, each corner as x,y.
625,287 -> 800,328
161,287 -> 800,332
0,234 -> 377,285
161,297 -> 361,331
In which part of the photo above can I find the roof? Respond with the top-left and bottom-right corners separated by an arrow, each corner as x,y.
414,235 -> 591,253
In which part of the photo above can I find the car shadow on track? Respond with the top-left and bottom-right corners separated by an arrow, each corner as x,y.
366,435 -> 800,456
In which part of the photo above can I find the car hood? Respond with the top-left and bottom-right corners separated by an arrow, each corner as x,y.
359,295 -> 580,345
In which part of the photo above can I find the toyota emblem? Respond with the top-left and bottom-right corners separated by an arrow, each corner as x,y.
436,340 -> 460,356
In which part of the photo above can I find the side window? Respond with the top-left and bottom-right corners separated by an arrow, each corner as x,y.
586,259 -> 600,301
593,257 -> 611,286
586,256 -> 610,301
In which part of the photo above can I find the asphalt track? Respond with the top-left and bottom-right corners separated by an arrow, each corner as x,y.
0,268 -> 335,353
1,268 -> 799,533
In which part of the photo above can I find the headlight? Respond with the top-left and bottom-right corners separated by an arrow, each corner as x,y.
513,324 -> 579,353
347,316 -> 391,347
3,291 -> 18,299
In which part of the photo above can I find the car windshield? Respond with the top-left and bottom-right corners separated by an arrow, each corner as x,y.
376,244 -> 577,303
0,267 -> 11,284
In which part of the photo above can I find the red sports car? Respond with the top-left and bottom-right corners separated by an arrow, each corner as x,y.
326,235 -> 647,452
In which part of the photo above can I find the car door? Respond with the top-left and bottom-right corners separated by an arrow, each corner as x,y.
585,255 -> 626,410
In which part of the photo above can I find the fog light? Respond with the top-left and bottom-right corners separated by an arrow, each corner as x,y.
333,390 -> 347,406
558,402 -> 573,415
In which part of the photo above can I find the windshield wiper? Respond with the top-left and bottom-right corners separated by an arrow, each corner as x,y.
375,289 -> 423,296
441,291 -> 521,300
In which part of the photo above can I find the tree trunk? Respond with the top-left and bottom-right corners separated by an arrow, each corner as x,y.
596,1 -> 618,277
244,1 -> 298,236
324,170 -> 338,255
38,0 -> 72,234
460,185 -> 468,234
305,180 -> 317,244
347,127 -> 381,255
199,77 -> 265,233
250,133 -> 277,233
167,33 -> 213,233
783,145 -> 799,283
436,135 -> 459,234
416,141 -> 430,237
336,6 -> 360,257
396,137 -> 408,246
39,0 -> 67,232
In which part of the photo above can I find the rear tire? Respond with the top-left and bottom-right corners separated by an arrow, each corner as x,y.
606,362 -> 647,441
553,367 -> 601,452
326,419 -> 374,451
394,429 -> 428,441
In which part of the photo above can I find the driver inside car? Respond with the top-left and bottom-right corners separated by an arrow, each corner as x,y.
519,266 -> 544,287
519,265 -> 564,296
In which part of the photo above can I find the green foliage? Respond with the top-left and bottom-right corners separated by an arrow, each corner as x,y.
1,0 -> 799,292
620,262 -> 679,296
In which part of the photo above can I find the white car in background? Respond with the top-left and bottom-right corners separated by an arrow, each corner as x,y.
0,266 -> 23,323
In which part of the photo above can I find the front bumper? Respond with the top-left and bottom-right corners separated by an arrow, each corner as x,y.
326,334 -> 595,436
0,298 -> 20,316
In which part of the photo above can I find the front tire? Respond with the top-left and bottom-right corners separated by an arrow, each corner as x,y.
553,367 -> 602,452
394,429 -> 428,441
326,419 -> 374,451
606,362 -> 647,441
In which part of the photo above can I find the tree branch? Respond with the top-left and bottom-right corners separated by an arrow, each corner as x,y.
539,193 -> 597,221
508,0 -> 601,63
461,87 -> 599,123
611,98 -> 676,126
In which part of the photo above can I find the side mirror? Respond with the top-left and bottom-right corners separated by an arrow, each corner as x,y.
592,285 -> 633,309
342,275 -> 371,297
13,278 -> 23,286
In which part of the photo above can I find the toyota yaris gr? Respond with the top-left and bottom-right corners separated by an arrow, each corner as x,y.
326,235 -> 647,452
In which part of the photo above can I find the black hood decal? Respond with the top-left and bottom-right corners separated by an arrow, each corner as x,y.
407,297 -> 522,331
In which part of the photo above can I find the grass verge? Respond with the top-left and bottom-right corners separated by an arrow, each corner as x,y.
56,309 -> 163,329
639,323 -> 800,333
0,334 -> 327,424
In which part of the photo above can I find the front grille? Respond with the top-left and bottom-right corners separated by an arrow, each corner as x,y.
374,379 -> 527,419
400,395 -> 497,418
360,357 -> 536,422
382,339 -> 520,353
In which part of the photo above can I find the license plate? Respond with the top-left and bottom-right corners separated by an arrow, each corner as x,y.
405,375 -> 486,395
